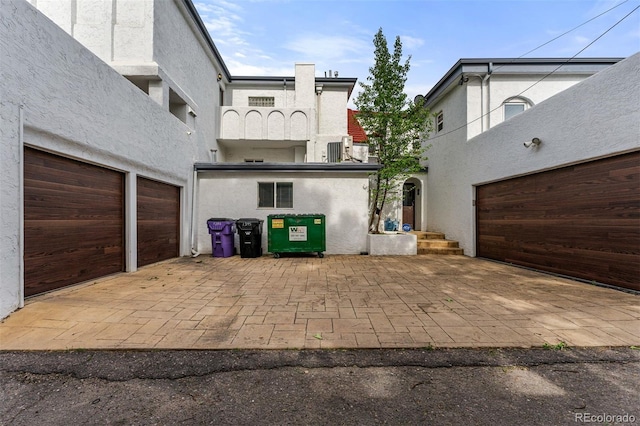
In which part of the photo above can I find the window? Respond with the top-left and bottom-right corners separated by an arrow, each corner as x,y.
504,103 -> 525,121
249,96 -> 275,107
258,182 -> 293,208
436,111 -> 444,132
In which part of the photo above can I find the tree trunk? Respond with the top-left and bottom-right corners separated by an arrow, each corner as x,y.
375,184 -> 389,233
368,175 -> 382,232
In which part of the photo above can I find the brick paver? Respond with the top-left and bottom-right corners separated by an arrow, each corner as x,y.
0,255 -> 638,350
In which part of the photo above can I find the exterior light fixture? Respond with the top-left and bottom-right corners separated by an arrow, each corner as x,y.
524,137 -> 541,148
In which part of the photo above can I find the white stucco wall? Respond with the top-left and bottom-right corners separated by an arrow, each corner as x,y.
31,0 -> 224,163
28,0 -> 155,63
0,0 -> 201,318
224,64 -> 352,163
196,172 -> 370,255
486,74 -> 587,130
224,147 -> 298,163
425,53 -> 640,256
229,85 -> 295,108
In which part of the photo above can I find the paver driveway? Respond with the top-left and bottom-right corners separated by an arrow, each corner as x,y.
1,255 -> 638,350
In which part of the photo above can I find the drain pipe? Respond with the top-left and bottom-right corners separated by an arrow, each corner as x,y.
189,168 -> 200,257
482,62 -> 493,131
18,105 -> 25,307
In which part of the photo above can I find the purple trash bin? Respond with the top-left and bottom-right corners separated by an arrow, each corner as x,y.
207,218 -> 235,257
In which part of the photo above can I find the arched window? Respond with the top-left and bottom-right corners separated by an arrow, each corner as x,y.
502,96 -> 533,121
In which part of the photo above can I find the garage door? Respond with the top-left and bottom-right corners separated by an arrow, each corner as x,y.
137,177 -> 180,267
476,151 -> 640,291
24,148 -> 125,297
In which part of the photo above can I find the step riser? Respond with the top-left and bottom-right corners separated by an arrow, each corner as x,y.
418,241 -> 460,248
410,232 -> 445,240
418,248 -> 464,255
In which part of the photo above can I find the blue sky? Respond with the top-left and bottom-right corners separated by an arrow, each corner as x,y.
194,0 -> 640,103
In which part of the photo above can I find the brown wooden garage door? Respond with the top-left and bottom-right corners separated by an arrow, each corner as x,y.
24,148 -> 125,297
137,177 -> 180,267
476,151 -> 640,291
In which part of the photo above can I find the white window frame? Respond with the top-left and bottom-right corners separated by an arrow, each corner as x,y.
258,182 -> 293,209
504,102 -> 526,121
436,111 -> 444,133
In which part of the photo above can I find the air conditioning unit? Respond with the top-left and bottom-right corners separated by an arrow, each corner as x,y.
341,135 -> 353,157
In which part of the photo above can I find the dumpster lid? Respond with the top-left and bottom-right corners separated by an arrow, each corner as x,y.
267,214 -> 325,218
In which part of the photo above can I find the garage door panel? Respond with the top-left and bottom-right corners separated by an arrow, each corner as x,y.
24,194 -> 123,220
137,177 -> 179,267
477,151 -> 640,291
24,148 -> 125,297
25,159 -> 123,193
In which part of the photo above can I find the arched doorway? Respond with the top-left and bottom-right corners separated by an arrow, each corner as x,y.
402,177 -> 422,231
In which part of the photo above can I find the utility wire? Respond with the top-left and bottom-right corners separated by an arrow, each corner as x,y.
491,0 -> 630,74
427,2 -> 639,141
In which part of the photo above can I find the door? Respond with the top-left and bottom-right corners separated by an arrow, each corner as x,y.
137,177 -> 180,267
402,183 -> 416,229
476,151 -> 640,290
24,148 -> 125,296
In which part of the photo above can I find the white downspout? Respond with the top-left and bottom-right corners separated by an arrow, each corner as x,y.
18,105 -> 25,308
482,62 -> 492,132
283,78 -> 287,108
189,169 -> 199,257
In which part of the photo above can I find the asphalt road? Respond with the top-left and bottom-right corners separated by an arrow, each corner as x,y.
1,348 -> 639,425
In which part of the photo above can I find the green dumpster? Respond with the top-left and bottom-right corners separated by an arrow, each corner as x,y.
267,214 -> 326,258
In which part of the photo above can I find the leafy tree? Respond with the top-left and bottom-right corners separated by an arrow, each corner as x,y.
355,28 -> 432,233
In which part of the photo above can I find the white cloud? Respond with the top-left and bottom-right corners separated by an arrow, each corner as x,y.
285,34 -> 370,61
195,1 -> 249,45
400,35 -> 425,51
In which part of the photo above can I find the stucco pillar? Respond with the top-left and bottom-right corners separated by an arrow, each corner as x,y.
125,172 -> 137,272
148,79 -> 169,110
294,63 -> 315,108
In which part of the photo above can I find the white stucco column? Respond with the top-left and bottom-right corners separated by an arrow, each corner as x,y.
148,79 -> 169,110
125,172 -> 137,272
294,63 -> 315,108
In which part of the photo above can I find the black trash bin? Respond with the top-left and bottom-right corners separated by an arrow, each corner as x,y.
207,218 -> 235,257
236,218 -> 264,258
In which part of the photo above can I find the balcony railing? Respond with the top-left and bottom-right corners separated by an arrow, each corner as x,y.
219,107 -> 314,141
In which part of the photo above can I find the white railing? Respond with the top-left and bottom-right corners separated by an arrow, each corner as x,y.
219,107 -> 314,141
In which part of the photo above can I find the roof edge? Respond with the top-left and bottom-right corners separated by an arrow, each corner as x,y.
194,162 -> 381,172
423,57 -> 624,106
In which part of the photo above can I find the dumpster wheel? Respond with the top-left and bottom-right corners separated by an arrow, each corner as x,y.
318,252 -> 324,258
273,253 -> 280,259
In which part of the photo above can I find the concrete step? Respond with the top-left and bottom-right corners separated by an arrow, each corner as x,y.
410,230 -> 464,255
418,247 -> 465,255
417,239 -> 460,248
410,231 -> 446,240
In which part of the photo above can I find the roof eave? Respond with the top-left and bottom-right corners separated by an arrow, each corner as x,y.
423,57 -> 624,107
194,162 -> 381,173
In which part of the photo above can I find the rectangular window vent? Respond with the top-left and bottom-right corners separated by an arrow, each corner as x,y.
249,97 -> 275,107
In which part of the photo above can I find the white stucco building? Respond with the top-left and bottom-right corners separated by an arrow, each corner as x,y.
1,0 -> 636,320
0,0 -> 375,319
398,58 -> 624,234
420,55 -> 640,291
